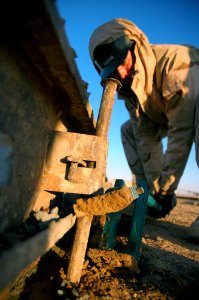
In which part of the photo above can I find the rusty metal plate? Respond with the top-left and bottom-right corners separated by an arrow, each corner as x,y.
42,130 -> 108,195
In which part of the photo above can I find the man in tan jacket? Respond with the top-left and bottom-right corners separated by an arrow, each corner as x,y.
89,18 -> 199,224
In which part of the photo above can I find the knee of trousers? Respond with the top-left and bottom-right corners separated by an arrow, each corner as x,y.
121,120 -> 133,139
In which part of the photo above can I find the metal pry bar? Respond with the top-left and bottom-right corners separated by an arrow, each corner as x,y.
66,78 -> 122,283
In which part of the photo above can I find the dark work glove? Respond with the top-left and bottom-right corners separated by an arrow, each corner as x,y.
147,192 -> 177,219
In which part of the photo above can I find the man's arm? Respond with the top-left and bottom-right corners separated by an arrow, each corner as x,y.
159,92 -> 194,193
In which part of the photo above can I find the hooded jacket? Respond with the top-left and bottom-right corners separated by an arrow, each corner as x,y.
89,18 -> 199,193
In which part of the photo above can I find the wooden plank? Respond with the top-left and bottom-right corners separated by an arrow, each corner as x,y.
0,213 -> 76,291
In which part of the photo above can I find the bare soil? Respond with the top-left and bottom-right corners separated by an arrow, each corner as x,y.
2,197 -> 199,300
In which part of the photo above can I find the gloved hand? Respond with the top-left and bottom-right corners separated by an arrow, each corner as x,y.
147,191 -> 177,219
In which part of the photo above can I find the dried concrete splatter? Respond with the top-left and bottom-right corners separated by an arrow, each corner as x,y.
73,186 -> 137,217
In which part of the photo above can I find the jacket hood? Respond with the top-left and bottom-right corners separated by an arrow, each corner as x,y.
89,18 -> 147,60
89,18 -> 156,99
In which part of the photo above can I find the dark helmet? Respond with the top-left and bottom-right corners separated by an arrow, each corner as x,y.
93,35 -> 134,80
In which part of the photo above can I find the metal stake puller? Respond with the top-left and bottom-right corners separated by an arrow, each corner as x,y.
66,78 -> 122,283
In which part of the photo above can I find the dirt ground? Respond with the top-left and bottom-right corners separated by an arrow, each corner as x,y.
2,196 -> 199,300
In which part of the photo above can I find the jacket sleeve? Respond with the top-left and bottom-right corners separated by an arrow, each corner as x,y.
135,70 -> 195,194
158,70 -> 195,193
153,45 -> 199,193
159,96 -> 194,193
135,94 -> 194,194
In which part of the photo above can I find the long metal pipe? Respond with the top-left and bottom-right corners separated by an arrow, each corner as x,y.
66,78 -> 121,283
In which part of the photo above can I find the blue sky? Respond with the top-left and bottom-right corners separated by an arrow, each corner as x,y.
56,0 -> 199,193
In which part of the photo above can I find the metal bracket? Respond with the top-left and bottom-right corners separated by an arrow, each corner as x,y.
41,130 -> 108,195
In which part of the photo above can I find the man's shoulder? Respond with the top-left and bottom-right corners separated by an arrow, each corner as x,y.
151,44 -> 199,65
151,43 -> 197,54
